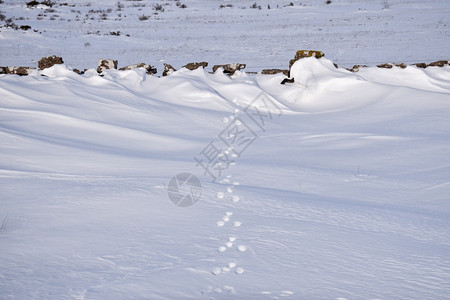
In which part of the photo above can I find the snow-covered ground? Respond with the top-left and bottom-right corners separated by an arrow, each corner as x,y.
0,0 -> 449,72
1,0 -> 450,299
1,58 -> 450,299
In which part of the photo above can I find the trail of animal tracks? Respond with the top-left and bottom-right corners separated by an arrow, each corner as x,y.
1,57 -> 450,298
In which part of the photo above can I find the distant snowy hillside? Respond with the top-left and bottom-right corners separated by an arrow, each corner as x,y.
0,0 -> 449,72
1,59 -> 450,298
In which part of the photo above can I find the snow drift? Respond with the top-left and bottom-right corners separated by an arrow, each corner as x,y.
1,59 -> 450,299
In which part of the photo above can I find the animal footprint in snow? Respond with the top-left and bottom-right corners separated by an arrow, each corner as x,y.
223,286 -> 235,294
221,266 -> 231,272
260,291 -> 295,298
232,195 -> 240,203
202,285 -> 236,295
233,221 -> 242,227
212,263 -> 238,276
216,192 -> 224,199
280,290 -> 294,297
218,246 -> 227,252
217,212 -> 233,227
237,245 -> 247,252
218,236 -> 236,251
222,212 -> 232,222
227,187 -> 233,194
226,236 -> 237,247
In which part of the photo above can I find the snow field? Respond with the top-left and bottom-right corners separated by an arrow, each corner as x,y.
0,58 -> 450,298
0,0 -> 449,72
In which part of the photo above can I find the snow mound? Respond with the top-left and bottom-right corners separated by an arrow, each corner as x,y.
290,57 -> 363,87
284,57 -> 450,112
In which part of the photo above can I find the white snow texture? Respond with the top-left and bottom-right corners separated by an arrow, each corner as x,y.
1,0 -> 450,299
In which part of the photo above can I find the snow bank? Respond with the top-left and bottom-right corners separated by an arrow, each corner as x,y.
1,61 -> 450,299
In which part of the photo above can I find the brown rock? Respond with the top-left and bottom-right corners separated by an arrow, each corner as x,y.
289,50 -> 325,70
280,78 -> 295,85
212,63 -> 246,75
119,63 -> 157,75
38,55 -> 64,70
414,63 -> 427,69
261,69 -> 289,76
73,68 -> 87,75
5,66 -> 36,76
428,60 -> 449,67
182,62 -> 208,70
395,63 -> 408,69
97,59 -> 118,73
162,63 -> 176,76
377,63 -> 393,69
347,64 -> 368,72
288,50 -> 325,77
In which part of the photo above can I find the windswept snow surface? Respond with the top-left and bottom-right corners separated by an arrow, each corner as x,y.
1,59 -> 450,299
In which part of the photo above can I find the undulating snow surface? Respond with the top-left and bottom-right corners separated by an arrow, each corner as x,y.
1,58 -> 450,299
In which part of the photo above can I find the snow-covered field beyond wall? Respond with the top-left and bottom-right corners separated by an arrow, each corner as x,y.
1,1 -> 450,300
0,0 -> 449,71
